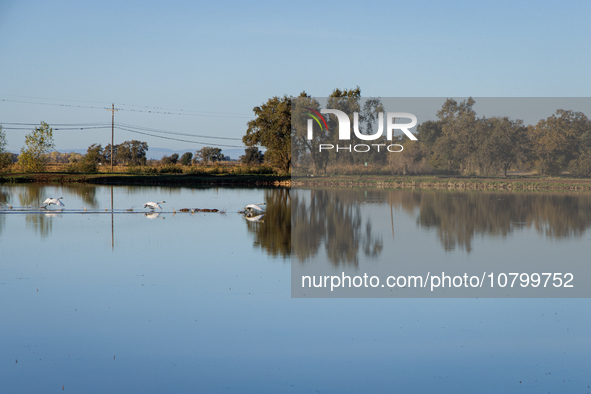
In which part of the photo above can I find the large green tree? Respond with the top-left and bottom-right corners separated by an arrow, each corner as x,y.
18,122 -> 55,172
244,95 -> 292,173
291,88 -> 385,173
291,92 -> 329,173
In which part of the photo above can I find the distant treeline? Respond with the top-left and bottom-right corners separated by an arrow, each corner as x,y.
293,97 -> 591,176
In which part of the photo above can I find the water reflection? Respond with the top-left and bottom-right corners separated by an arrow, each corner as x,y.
406,191 -> 591,252
291,189 -> 383,267
280,188 -> 591,257
4,185 -> 591,255
144,212 -> 163,219
246,188 -> 291,258
16,184 -> 99,209
245,188 -> 384,265
26,212 -> 56,237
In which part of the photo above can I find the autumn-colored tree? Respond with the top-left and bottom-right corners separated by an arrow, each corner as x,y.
433,98 -> 478,173
472,117 -> 530,176
531,110 -> 590,175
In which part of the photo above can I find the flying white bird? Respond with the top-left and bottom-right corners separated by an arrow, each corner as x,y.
43,197 -> 65,208
144,201 -> 165,210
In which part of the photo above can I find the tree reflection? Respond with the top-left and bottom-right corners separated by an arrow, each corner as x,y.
255,188 -> 591,259
246,188 -> 291,258
0,189 -> 8,235
390,190 -> 591,252
247,188 -> 383,266
299,189 -> 383,267
26,213 -> 55,238
16,184 -> 99,209
13,185 -> 99,237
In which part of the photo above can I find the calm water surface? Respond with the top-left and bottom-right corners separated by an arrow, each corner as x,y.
1,184 -> 590,393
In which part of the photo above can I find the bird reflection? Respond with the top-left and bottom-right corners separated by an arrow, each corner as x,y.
144,212 -> 164,220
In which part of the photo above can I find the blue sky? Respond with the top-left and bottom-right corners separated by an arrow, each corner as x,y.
1,0 -> 590,154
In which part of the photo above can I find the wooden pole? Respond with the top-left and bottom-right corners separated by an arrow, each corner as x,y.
107,103 -> 118,172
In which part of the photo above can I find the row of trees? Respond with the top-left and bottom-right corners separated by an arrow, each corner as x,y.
243,89 -> 591,176
161,147 -> 228,165
0,121 -> 263,172
160,146 -> 263,166
416,99 -> 591,176
5,93 -> 589,176
0,122 -> 152,172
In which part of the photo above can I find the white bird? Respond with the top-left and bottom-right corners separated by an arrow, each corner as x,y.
144,201 -> 165,210
43,197 -> 65,208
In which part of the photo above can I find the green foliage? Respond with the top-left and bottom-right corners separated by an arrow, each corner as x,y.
65,144 -> 103,173
0,125 -> 6,154
161,153 -> 179,165
104,140 -> 148,165
568,151 -> 591,177
180,152 -> 193,166
531,110 -> 591,175
244,95 -> 292,173
18,122 -> 55,172
195,147 -> 224,164
66,160 -> 98,173
240,147 -> 264,165
117,140 -> 148,165
292,92 -> 330,174
86,144 -> 103,165
292,88 -> 387,174
0,125 -> 10,170
0,153 -> 13,170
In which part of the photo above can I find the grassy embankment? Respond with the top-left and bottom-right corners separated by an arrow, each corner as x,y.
2,163 -> 591,191
292,174 -> 591,191
0,163 -> 290,186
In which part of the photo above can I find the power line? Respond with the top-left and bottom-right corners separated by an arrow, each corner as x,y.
1,98 -> 110,111
1,121 -> 243,142
1,96 -> 252,118
0,122 -> 110,126
115,122 -> 243,140
1,120 -> 247,148
116,126 -> 245,148
1,126 -> 111,131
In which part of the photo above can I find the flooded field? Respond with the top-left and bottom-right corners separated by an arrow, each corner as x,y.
1,184 -> 590,393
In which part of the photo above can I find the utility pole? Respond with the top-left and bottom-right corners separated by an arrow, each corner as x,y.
107,103 -> 118,172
